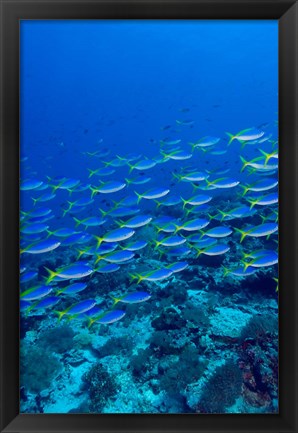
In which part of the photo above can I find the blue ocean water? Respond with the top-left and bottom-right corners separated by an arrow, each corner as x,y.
20,20 -> 278,414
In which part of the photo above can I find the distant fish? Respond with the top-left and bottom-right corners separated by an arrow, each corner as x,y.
122,240 -> 148,251
195,243 -> 230,257
125,176 -> 151,185
166,261 -> 189,273
174,218 -> 209,233
87,167 -> 115,178
240,178 -> 278,196
21,284 -> 52,301
222,266 -> 256,277
21,239 -> 61,254
206,177 -> 240,189
95,249 -> 134,264
20,271 -> 37,284
73,216 -> 106,228
90,181 -> 126,197
116,215 -> 152,229
155,235 -> 186,248
26,296 -> 61,312
234,223 -> 278,242
190,136 -> 220,150
112,291 -> 151,305
173,171 -> 209,182
94,227 -> 135,247
95,263 -> 120,273
88,310 -> 126,326
161,149 -> 192,161
21,179 -> 43,191
56,282 -> 88,295
203,226 -> 232,238
128,159 -> 157,173
181,194 -> 212,208
226,127 -> 264,145
135,187 -> 170,203
32,192 -> 56,205
55,299 -> 96,321
246,192 -> 278,209
20,223 -> 49,235
176,119 -> 195,126
130,268 -> 173,284
45,263 -> 93,284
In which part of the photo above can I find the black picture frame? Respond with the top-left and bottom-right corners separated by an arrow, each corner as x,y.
0,1 -> 297,432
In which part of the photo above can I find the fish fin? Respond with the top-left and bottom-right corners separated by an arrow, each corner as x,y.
87,168 -> 95,178
54,310 -> 65,321
90,186 -> 98,199
134,191 -> 142,204
225,132 -> 234,145
239,156 -> 248,173
44,267 -> 57,284
222,266 -> 230,277
73,217 -> 81,228
111,297 -> 120,307
246,199 -> 256,210
234,227 -> 247,243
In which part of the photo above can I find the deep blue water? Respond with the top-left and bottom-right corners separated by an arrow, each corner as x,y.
20,20 -> 278,414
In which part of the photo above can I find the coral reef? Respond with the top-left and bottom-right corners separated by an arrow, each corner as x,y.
82,363 -> 118,412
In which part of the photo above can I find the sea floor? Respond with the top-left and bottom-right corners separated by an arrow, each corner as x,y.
20,256 -> 278,414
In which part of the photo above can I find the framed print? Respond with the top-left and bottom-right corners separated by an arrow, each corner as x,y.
0,1 -> 297,433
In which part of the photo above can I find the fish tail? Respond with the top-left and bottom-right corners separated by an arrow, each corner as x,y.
44,267 -> 57,284
241,260 -> 250,272
240,156 -> 248,172
172,172 -> 180,182
99,208 -> 108,218
240,140 -> 247,150
87,168 -> 95,178
73,217 -> 81,228
247,199 -> 256,210
128,163 -> 134,173
124,178 -> 131,185
94,236 -> 103,248
181,197 -> 188,209
226,132 -> 234,145
239,184 -> 249,196
189,142 -> 196,152
94,255 -> 103,265
54,310 -> 66,321
184,207 -> 192,218
111,297 -> 120,307
46,229 -> 53,238
259,148 -> 270,165
207,212 -> 216,221
128,273 -> 139,283
222,266 -> 230,277
234,227 -> 247,243
76,249 -> 84,260
87,318 -> 95,328
90,187 -> 97,199
217,210 -> 227,222
62,206 -> 70,217
196,248 -> 203,258
134,191 -> 142,204
31,197 -> 38,206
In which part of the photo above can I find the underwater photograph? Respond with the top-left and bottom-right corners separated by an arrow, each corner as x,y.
20,20 -> 278,414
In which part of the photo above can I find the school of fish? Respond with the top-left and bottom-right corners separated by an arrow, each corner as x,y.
20,121 -> 278,330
